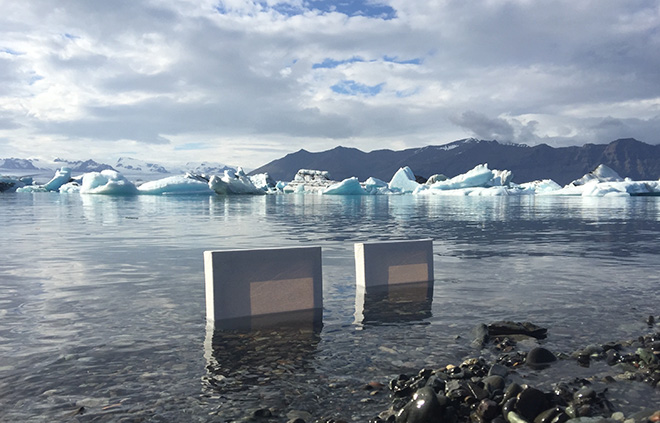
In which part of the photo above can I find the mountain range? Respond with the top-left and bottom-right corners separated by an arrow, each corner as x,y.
3,138 -> 659,186
0,157 -> 234,181
249,138 -> 660,186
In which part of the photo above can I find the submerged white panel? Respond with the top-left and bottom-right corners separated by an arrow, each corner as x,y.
354,239 -> 434,288
204,247 -> 323,325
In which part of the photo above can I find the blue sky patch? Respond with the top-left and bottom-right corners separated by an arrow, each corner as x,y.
312,56 -> 365,69
1,48 -> 23,55
216,1 -> 396,19
384,56 -> 422,65
331,80 -> 384,96
174,142 -> 208,151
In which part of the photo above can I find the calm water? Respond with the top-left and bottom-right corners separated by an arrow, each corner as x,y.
1,193 -> 659,422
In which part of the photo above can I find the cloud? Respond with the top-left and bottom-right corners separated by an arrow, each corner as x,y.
450,111 -> 515,141
0,0 -> 659,168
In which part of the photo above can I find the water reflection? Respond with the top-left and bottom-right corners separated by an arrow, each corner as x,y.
202,319 -> 322,417
354,281 -> 434,326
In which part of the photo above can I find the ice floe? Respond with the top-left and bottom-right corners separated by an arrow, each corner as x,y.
4,162 -> 659,197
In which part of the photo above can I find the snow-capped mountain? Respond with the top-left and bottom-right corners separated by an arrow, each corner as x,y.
182,161 -> 235,175
52,158 -> 115,173
0,158 -> 41,170
115,157 -> 170,174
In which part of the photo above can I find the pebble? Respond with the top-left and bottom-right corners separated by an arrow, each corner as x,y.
526,347 -> 557,370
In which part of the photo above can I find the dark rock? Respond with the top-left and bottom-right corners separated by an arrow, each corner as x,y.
466,381 -> 489,401
573,387 -> 596,405
253,408 -> 273,418
473,324 -> 490,348
515,387 -> 550,422
526,347 -> 557,370
487,364 -> 508,378
605,349 -> 620,366
533,407 -> 567,423
488,321 -> 548,340
395,387 -> 444,423
481,375 -> 505,394
476,399 -> 499,421
425,376 -> 446,393
502,383 -> 523,404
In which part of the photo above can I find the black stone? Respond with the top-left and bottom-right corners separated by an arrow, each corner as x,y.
515,387 -> 550,422
481,375 -> 505,394
476,399 -> 499,421
395,386 -> 444,423
526,347 -> 557,370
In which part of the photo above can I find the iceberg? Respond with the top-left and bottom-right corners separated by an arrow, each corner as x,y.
138,175 -> 215,195
80,170 -> 138,195
323,177 -> 367,195
44,167 -> 72,191
208,168 -> 264,195
1,175 -> 33,192
568,164 -> 623,186
248,173 -> 276,192
421,164 -> 495,192
388,166 -> 420,193
514,179 -> 562,194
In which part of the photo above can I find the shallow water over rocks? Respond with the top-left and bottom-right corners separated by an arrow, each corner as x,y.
1,194 -> 659,421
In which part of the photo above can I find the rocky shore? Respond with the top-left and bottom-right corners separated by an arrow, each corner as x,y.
370,320 -> 660,423
237,318 -> 660,423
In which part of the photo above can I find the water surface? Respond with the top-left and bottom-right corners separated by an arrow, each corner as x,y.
1,193 -> 659,421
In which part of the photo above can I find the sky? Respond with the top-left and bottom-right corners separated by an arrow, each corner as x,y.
1,0 -> 659,169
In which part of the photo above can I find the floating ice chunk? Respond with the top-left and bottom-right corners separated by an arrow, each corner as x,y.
80,170 -> 138,195
489,169 -> 513,186
569,164 -> 624,186
59,182 -> 81,193
581,180 -> 660,197
323,177 -> 367,195
275,181 -> 287,191
16,185 -> 49,193
426,164 -> 494,191
44,167 -> 72,191
138,175 -> 215,195
426,174 -> 448,184
294,169 -> 332,183
248,173 -> 276,191
1,175 -> 31,192
388,166 -> 420,193
365,177 -> 387,189
515,179 -> 562,194
208,168 -> 264,195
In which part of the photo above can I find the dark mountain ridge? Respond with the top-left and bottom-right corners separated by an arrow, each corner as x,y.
249,138 -> 660,185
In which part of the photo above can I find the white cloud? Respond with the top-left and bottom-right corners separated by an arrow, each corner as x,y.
0,0 -> 659,169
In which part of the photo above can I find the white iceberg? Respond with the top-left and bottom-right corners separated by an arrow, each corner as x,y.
388,166 -> 420,193
323,177 -> 367,195
80,170 -> 138,195
138,175 -> 215,195
44,167 -> 72,191
208,168 -> 264,195
422,164 -> 494,192
248,173 -> 276,192
2,175 -> 33,192
514,179 -> 562,194
568,164 -> 623,186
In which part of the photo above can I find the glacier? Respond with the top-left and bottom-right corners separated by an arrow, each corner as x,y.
4,161 -> 659,197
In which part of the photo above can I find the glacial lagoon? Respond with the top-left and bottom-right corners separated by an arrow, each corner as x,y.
1,193 -> 659,421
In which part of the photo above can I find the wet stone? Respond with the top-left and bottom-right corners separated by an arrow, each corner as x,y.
488,364 -> 508,378
476,399 -> 499,421
481,375 -> 505,394
527,347 -> 557,370
515,387 -> 550,422
395,387 -> 444,423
